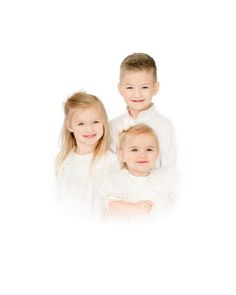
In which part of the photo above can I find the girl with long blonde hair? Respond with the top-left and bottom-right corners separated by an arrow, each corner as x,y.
56,91 -> 117,219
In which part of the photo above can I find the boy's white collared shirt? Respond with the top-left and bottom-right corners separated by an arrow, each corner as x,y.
110,104 -> 176,168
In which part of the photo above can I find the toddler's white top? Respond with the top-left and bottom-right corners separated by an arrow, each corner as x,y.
101,167 -> 179,222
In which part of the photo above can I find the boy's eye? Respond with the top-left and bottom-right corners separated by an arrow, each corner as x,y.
93,120 -> 100,124
126,86 -> 133,89
142,86 -> 149,89
77,122 -> 84,126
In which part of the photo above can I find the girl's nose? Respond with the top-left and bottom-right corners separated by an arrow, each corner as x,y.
85,123 -> 94,132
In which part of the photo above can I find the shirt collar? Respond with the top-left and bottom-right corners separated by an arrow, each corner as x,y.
125,103 -> 156,121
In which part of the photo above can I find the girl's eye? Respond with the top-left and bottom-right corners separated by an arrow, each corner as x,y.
93,120 -> 100,124
142,86 -> 149,89
77,122 -> 84,126
126,86 -> 133,89
130,148 -> 138,152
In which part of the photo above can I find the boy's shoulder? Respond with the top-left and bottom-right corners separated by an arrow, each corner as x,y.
145,105 -> 173,125
110,113 -> 127,125
109,113 -> 127,134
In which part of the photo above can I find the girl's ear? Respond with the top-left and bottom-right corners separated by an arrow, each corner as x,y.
66,120 -> 73,133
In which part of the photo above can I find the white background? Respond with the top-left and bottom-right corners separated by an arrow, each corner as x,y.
0,0 -> 236,294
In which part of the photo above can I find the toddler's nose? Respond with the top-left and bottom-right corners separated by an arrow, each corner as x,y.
139,150 -> 147,158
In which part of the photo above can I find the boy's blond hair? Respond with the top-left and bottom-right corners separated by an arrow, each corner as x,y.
120,53 -> 157,81
55,91 -> 110,171
118,123 -> 159,168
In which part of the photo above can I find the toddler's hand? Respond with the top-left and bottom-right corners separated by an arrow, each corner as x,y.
134,200 -> 155,215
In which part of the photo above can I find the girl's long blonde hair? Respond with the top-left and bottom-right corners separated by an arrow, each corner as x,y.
55,91 -> 110,171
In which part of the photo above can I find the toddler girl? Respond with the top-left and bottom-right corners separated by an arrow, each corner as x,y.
102,123 -> 178,221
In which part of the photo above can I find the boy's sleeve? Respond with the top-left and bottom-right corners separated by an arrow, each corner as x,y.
150,168 -> 180,211
159,123 -> 177,168
109,120 -> 118,153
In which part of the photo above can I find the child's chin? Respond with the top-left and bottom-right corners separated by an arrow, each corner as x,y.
136,170 -> 150,176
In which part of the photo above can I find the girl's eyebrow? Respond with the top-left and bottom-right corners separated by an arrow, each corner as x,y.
74,118 -> 102,123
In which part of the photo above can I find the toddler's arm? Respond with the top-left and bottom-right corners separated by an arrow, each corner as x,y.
107,200 -> 155,217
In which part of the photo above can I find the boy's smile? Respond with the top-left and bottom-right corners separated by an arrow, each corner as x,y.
118,69 -> 159,119
130,99 -> 145,103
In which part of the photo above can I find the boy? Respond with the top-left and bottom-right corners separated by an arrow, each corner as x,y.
110,52 -> 176,168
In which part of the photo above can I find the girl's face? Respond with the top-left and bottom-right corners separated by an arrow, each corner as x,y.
67,106 -> 104,154
119,132 -> 158,176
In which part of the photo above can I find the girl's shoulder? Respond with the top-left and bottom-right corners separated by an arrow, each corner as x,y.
101,150 -> 117,161
95,150 -> 119,169
57,151 -> 93,177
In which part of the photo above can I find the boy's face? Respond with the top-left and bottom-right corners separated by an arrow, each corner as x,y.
118,69 -> 159,118
119,133 -> 158,176
67,106 -> 104,153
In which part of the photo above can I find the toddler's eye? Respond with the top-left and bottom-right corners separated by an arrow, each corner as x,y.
146,148 -> 154,152
126,86 -> 133,89
130,148 -> 138,152
93,120 -> 100,124
77,122 -> 84,126
142,86 -> 149,89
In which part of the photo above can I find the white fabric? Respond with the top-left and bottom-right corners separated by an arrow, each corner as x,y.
100,168 -> 179,222
109,104 -> 176,168
56,150 -> 119,220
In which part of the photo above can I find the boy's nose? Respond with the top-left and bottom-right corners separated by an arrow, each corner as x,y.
133,89 -> 141,98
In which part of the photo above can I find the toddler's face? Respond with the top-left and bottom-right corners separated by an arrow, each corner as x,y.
119,133 -> 158,176
118,69 -> 159,118
67,106 -> 104,153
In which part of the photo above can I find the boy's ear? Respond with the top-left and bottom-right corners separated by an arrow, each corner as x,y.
118,83 -> 123,96
153,81 -> 160,95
